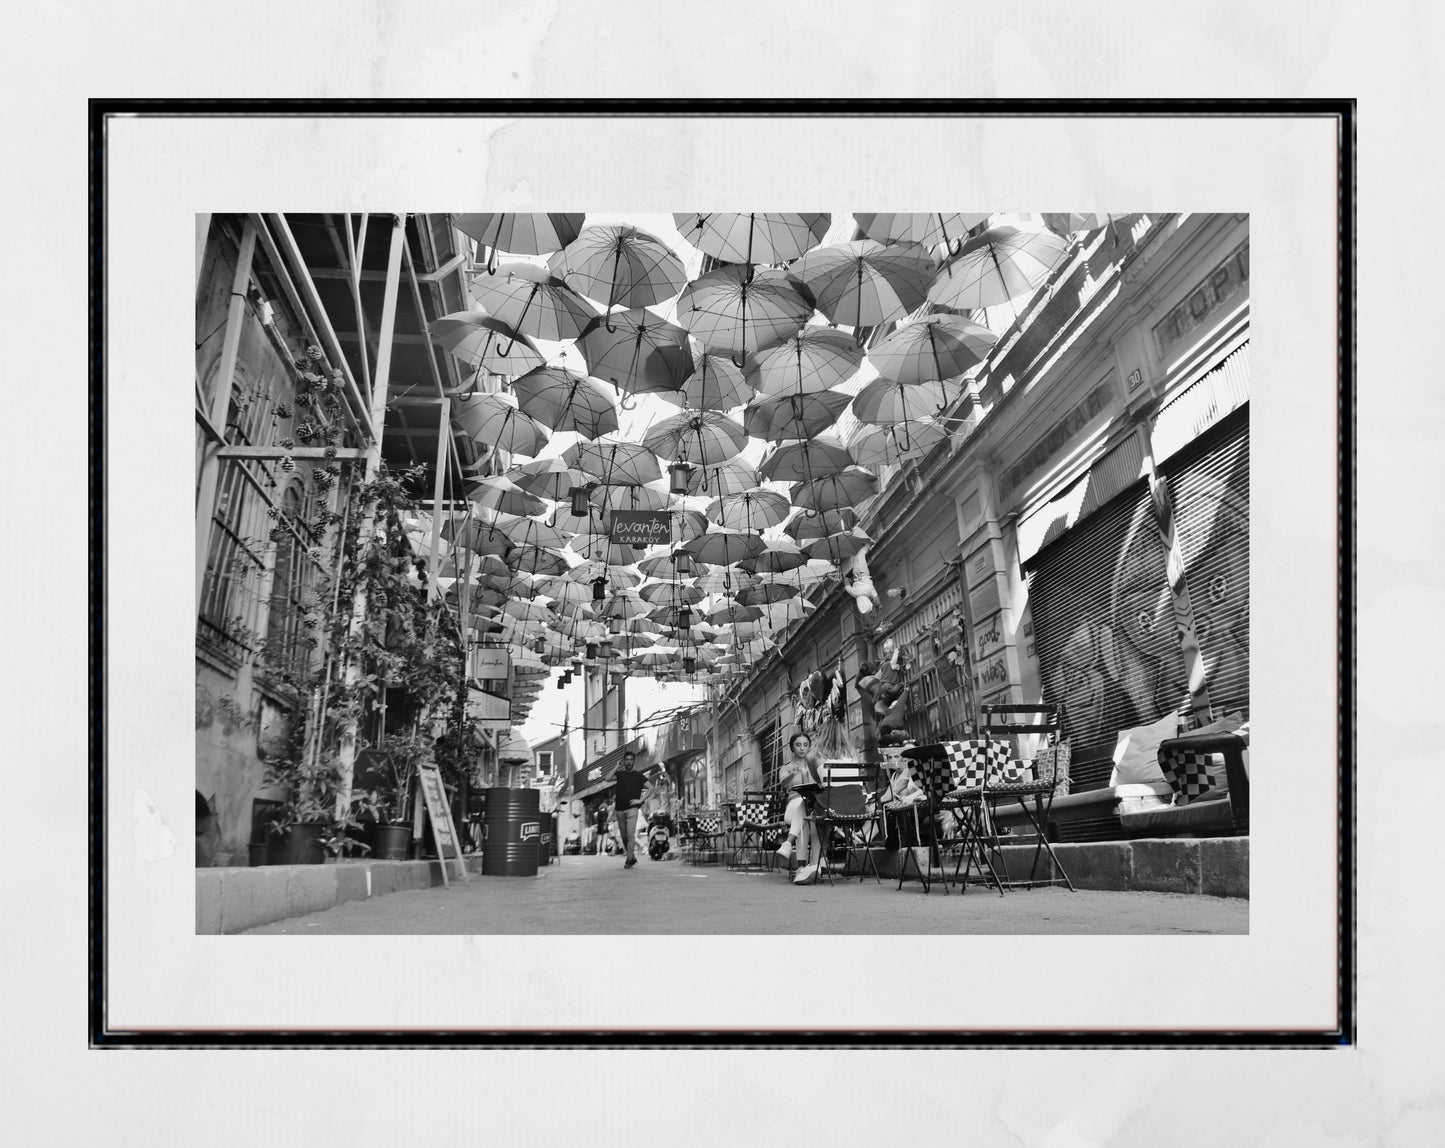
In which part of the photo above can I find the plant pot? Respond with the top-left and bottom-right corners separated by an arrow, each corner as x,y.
247,842 -> 268,867
367,822 -> 412,861
266,822 -> 328,866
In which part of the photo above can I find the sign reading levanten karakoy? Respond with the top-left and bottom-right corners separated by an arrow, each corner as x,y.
609,510 -> 672,547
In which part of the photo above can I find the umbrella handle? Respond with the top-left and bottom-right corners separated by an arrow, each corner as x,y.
485,246 -> 499,275
619,391 -> 638,412
605,309 -> 619,334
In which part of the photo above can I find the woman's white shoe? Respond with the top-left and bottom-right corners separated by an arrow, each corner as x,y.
793,863 -> 819,885
775,839 -> 794,861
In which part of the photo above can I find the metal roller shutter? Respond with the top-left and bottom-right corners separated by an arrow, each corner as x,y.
1024,481 -> 1188,750
1162,406 -> 1250,717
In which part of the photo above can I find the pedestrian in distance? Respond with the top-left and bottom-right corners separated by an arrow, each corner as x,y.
593,803 -> 609,855
612,750 -> 656,870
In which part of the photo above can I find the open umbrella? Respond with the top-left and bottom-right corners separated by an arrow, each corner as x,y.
468,262 -> 599,344
848,420 -> 949,468
791,467 -> 879,513
564,437 -> 663,487
452,391 -> 551,457
704,488 -> 792,532
757,435 -> 855,483
576,306 -> 694,397
791,240 -> 935,328
682,528 -> 769,569
743,388 -> 852,442
442,514 -> 513,556
571,536 -> 646,567
655,343 -> 754,412
1041,213 -> 1112,239
854,213 -> 991,255
563,559 -> 643,591
466,474 -> 549,518
850,377 -> 949,427
665,505 -> 711,544
642,409 -> 748,466
676,265 -> 815,361
692,568 -> 757,597
708,600 -> 764,626
508,459 -> 591,501
740,536 -> 809,575
505,545 -> 571,578
735,581 -> 799,607
673,213 -> 830,265
550,223 -> 689,314
590,483 -> 670,515
869,313 -> 996,386
510,366 -> 620,439
640,580 -> 704,606
454,213 -> 585,269
656,460 -> 747,500
486,514 -> 574,552
639,551 -> 697,579
428,312 -> 547,377
748,325 -> 864,397
805,527 -> 873,564
503,599 -> 555,624
927,223 -> 1069,311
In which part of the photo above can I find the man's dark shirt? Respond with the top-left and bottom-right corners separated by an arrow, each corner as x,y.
614,768 -> 646,809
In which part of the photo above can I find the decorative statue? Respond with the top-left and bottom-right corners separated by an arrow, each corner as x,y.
857,638 -> 910,746
795,661 -> 850,760
844,546 -> 881,616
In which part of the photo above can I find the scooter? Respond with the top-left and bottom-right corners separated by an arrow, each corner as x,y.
645,812 -> 671,861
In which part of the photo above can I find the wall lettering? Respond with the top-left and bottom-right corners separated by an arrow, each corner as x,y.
998,380 -> 1116,500
1153,239 -> 1249,357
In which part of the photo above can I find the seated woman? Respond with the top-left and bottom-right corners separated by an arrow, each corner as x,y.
775,730 -> 828,885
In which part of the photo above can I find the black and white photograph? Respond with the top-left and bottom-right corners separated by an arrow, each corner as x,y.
192,208 -> 1255,941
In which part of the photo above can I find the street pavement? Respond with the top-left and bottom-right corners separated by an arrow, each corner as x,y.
241,849 -> 1249,935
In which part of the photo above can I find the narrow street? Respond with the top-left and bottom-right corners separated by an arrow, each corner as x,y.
240,851 -> 1248,935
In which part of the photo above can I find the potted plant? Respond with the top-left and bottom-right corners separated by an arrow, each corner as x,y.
354,727 -> 432,860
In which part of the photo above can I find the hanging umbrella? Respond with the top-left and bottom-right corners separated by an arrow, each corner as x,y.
848,420 -> 949,469
671,457 -> 758,497
682,529 -> 768,569
452,391 -> 551,457
576,306 -> 694,397
676,265 -> 815,361
503,599 -> 555,624
740,536 -> 809,575
508,459 -> 592,501
708,600 -> 764,626
743,388 -> 852,442
642,409 -> 748,466
927,223 -> 1070,311
791,467 -> 879,513
466,474 -> 549,518
572,536 -> 646,567
563,560 -> 642,591
735,581 -> 800,607
428,312 -> 547,377
869,313 -> 996,386
564,437 -> 663,487
791,240 -> 936,328
468,262 -> 599,343
748,325 -> 864,397
598,588 -> 651,622
805,527 -> 873,564
759,598 -> 815,628
454,213 -> 585,268
631,646 -> 685,670
537,578 -> 596,613
487,514 -> 574,552
757,434 -> 856,483
692,567 -> 757,597
641,581 -> 704,607
1041,213 -> 1111,239
589,483 -> 670,515
673,213 -> 830,265
704,488 -> 792,532
655,343 -> 755,412
549,223 -> 689,313
510,366 -> 620,439
854,213 -> 991,255
850,377 -> 949,427
639,551 -> 696,579
442,514 -> 513,556
761,558 -> 836,592
663,505 -> 710,544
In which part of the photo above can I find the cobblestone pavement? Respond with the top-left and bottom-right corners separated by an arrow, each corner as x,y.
241,850 -> 1249,934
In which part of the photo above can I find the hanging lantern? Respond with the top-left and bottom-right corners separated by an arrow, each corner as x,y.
592,576 -> 607,602
585,642 -> 598,660
683,656 -> 696,674
608,616 -> 625,634
571,659 -> 583,674
677,605 -> 692,626
599,641 -> 613,659
570,485 -> 591,517
557,675 -> 567,690
668,460 -> 694,495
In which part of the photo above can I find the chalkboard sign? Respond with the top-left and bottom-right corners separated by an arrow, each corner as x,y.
413,762 -> 468,886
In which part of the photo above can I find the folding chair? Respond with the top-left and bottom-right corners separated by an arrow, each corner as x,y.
681,809 -> 725,864
729,791 -> 788,872
897,741 -> 1008,896
981,703 -> 1077,891
804,762 -> 885,885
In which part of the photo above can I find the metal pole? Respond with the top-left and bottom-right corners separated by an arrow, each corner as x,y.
335,214 -> 407,821
427,396 -> 451,601
196,218 -> 256,614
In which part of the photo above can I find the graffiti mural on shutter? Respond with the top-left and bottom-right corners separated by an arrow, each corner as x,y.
1025,482 -> 1188,747
1164,407 -> 1250,717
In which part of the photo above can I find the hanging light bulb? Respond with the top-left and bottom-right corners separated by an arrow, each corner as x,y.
668,460 -> 694,495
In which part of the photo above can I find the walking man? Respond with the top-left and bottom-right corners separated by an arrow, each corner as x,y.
612,751 -> 655,870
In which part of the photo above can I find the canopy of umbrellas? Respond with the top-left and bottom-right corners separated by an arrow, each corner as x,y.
422,212 -> 1110,700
